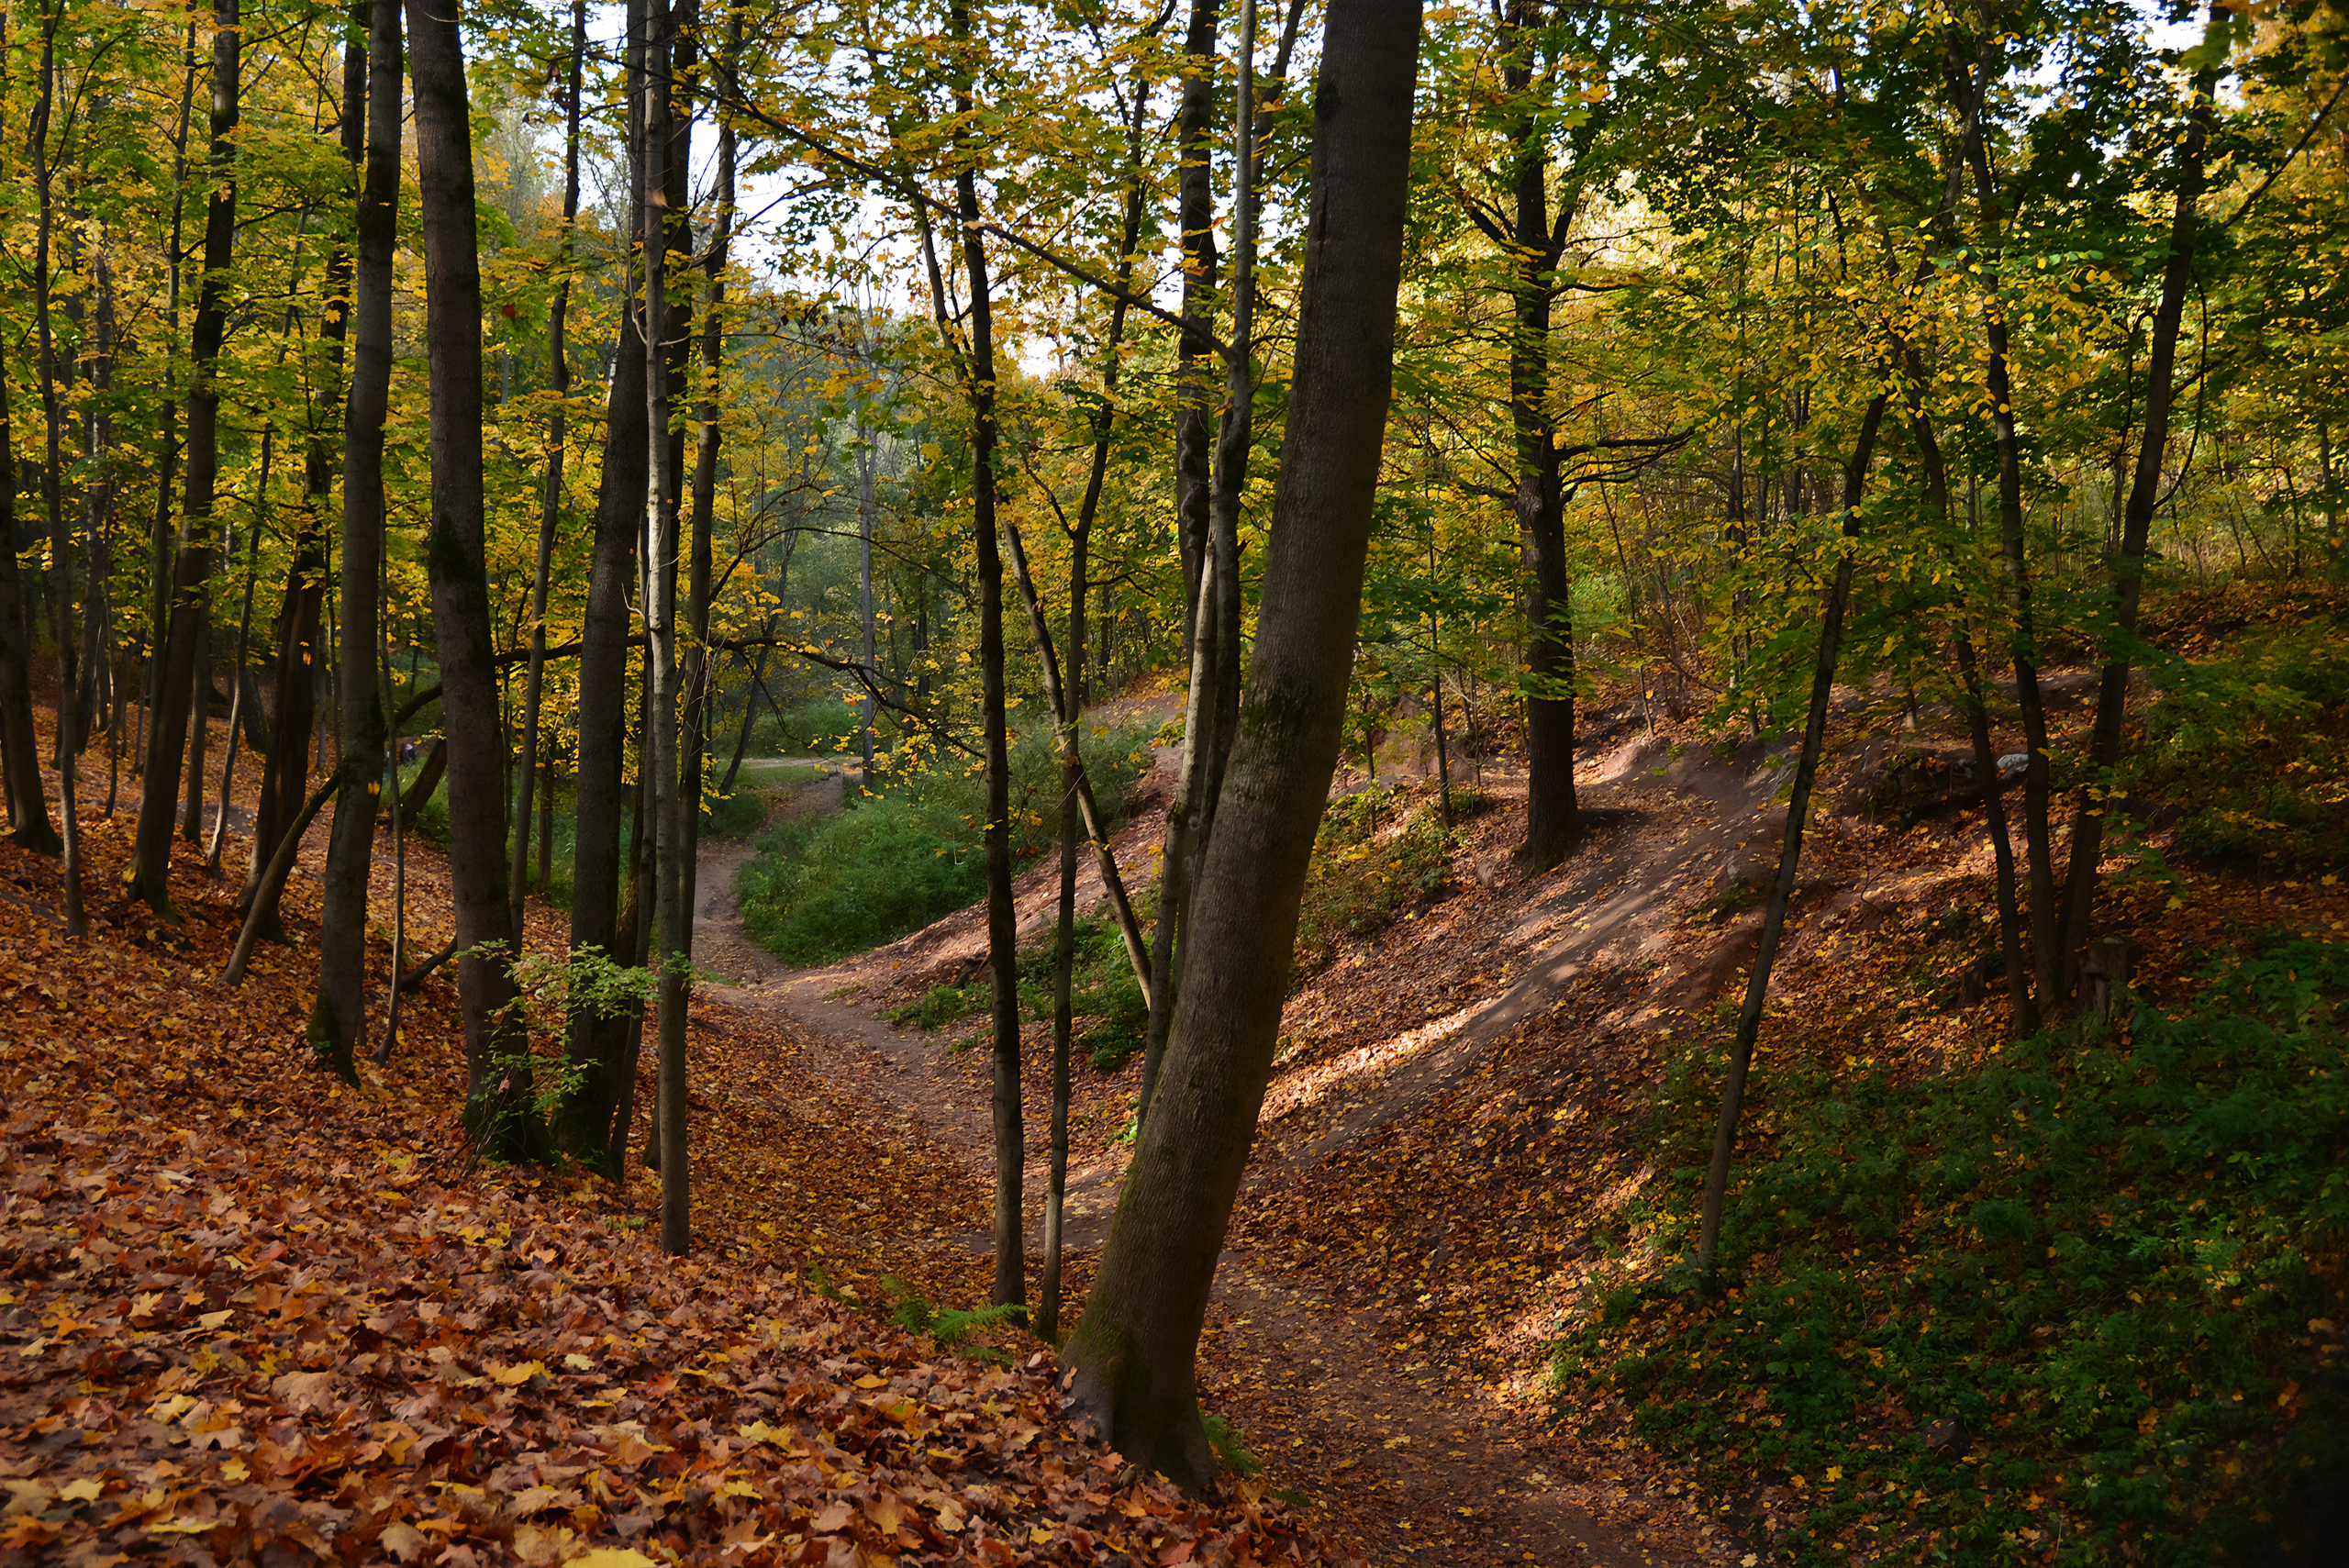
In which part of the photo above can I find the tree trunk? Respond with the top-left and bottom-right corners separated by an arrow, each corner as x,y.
1503,6 -> 1580,871
1694,394 -> 1889,1286
0,368 -> 57,852
562,0 -> 652,1171
397,736 -> 447,828
678,3 -> 733,972
128,0 -> 240,917
28,0 -> 85,935
1170,0 -> 1219,652
312,0 -> 397,1075
961,152 -> 1023,1317
407,0 -> 529,1154
1950,35 -> 2060,1011
2056,52 -> 2217,979
509,0 -> 584,942
641,0 -> 695,1254
1062,0 -> 1421,1483
206,500 -> 263,872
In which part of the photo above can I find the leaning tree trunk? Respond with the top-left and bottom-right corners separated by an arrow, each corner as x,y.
1063,0 -> 1421,1485
128,0 -> 240,917
310,0 -> 397,1075
2056,55 -> 2216,977
406,0 -> 529,1153
1694,391 -> 1889,1287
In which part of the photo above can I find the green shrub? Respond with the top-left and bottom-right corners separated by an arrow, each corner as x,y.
2135,621 -> 2349,863
1294,788 -> 1456,975
736,719 -> 1156,966
1557,937 -> 2349,1565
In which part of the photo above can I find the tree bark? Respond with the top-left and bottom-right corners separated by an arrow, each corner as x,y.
2056,50 -> 2218,978
1950,34 -> 2060,1010
407,0 -> 529,1153
0,369 -> 57,852
1062,0 -> 1421,1483
561,0 -> 652,1171
510,0 -> 585,942
28,0 -> 85,935
1501,2 -> 1580,872
1694,392 -> 1889,1286
312,0 -> 398,1075
128,0 -> 240,917
642,0 -> 694,1254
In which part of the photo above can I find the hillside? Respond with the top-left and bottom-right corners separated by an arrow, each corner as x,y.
0,794 -> 1357,1568
704,601 -> 2345,1565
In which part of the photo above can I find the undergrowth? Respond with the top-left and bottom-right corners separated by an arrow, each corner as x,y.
2135,614 -> 2349,865
1292,784 -> 1485,975
1553,937 -> 2349,1565
737,721 -> 1153,965
895,906 -> 1153,1072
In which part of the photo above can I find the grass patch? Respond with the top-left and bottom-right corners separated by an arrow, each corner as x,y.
738,720 -> 1154,966
1553,937 -> 2349,1564
1293,784 -> 1461,976
888,904 -> 1154,1073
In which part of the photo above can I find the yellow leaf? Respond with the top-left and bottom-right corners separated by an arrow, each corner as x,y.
59,1478 -> 104,1503
489,1361 -> 548,1386
853,1374 -> 888,1390
566,1552 -> 660,1568
145,1518 -> 221,1536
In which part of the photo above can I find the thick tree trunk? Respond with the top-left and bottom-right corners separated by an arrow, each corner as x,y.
128,0 -> 240,917
2057,58 -> 2216,977
1062,0 -> 1421,1483
1502,11 -> 1579,871
312,0 -> 397,1075
407,0 -> 529,1154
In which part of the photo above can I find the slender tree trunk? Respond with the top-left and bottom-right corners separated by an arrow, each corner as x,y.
718,635 -> 771,795
1950,36 -> 2060,1009
0,368 -> 58,851
28,0 -> 84,936
407,0 -> 529,1153
0,50 -> 44,845
128,0 -> 240,917
313,0 -> 396,1074
857,439 -> 878,786
678,4 -> 733,960
2056,52 -> 2217,977
1063,0 -> 1421,1481
562,0 -> 652,1171
963,174 -> 1023,1315
1170,0 -> 1219,651
641,0 -> 694,1252
1695,394 -> 1889,1286
510,0 -> 584,942
207,498 -> 264,871
184,643 -> 210,843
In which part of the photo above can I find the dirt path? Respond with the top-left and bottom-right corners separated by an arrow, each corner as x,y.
689,764 -> 1679,1566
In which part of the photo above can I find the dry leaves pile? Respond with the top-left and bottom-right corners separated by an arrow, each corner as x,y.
0,794 -> 1358,1568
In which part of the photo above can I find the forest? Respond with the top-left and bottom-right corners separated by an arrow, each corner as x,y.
2,0 -> 2345,1560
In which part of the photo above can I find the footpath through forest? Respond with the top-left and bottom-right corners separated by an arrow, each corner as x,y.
686,737 -> 1787,1568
